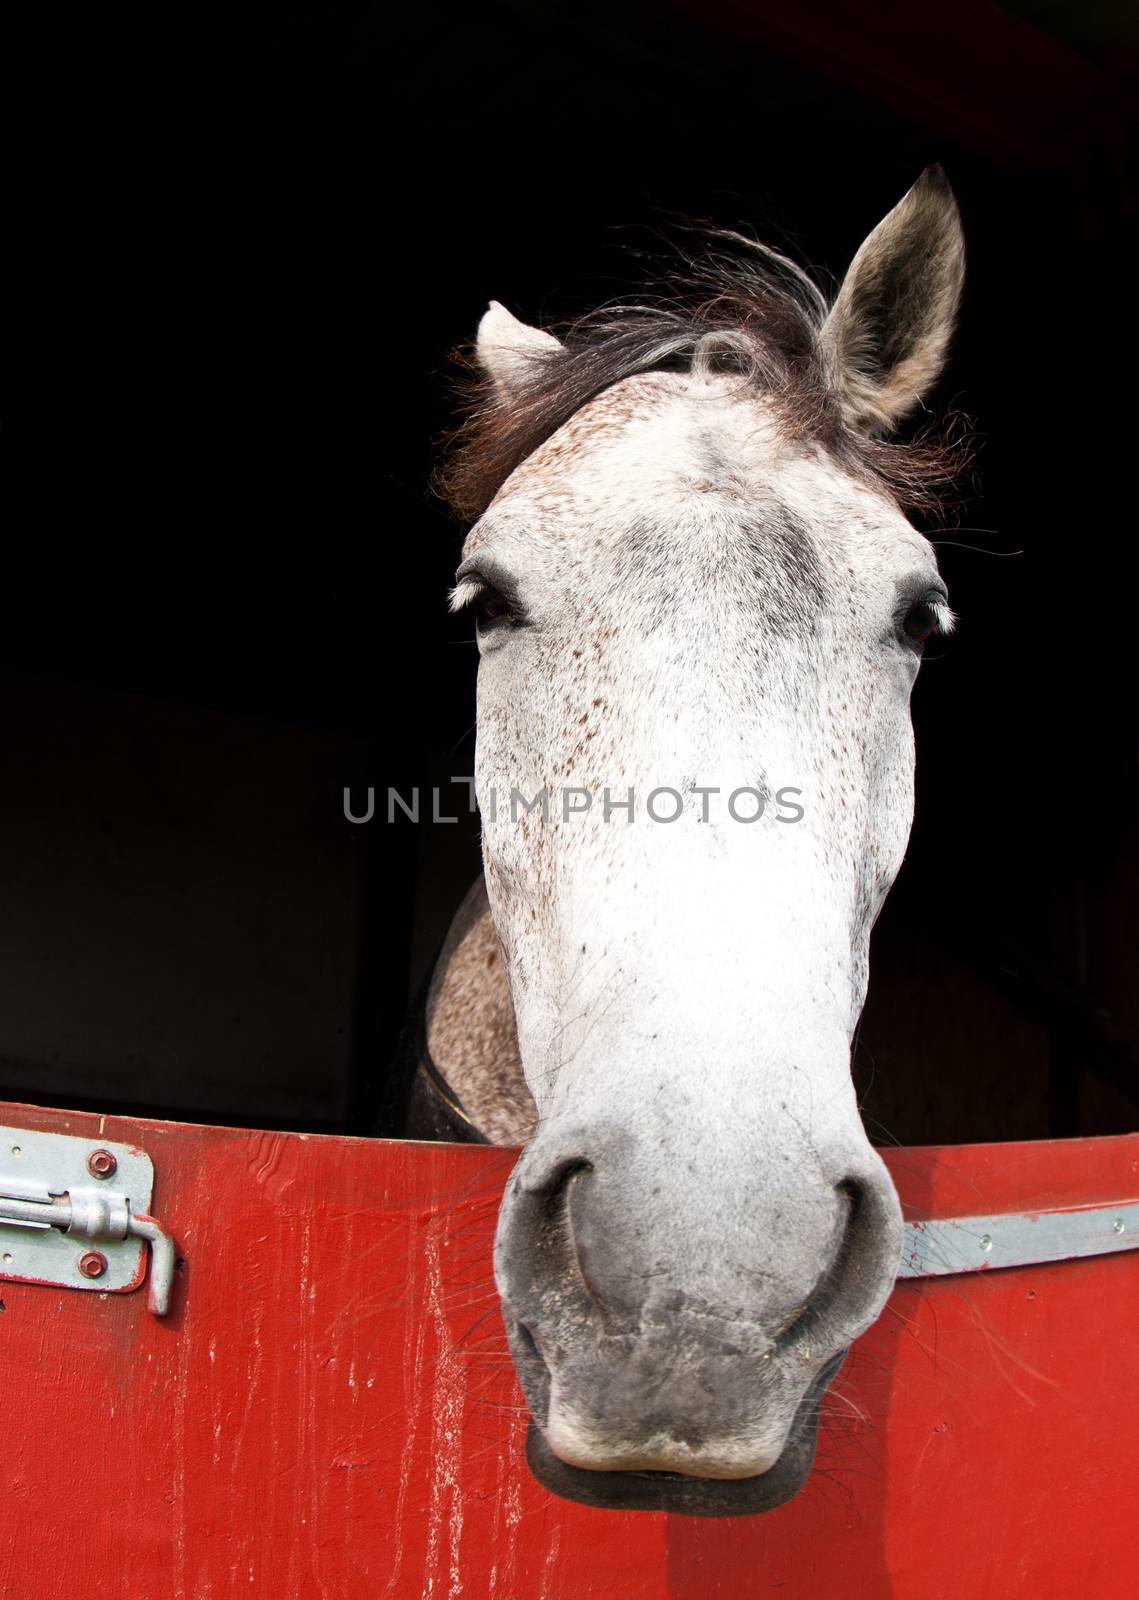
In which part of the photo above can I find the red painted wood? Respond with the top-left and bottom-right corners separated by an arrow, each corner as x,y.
1,1102 -> 1136,1599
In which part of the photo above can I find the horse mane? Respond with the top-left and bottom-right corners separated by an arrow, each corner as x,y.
435,226 -> 967,522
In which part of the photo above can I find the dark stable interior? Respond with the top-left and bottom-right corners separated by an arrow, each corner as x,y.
6,2 -> 1136,1146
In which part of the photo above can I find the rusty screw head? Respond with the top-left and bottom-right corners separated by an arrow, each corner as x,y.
87,1149 -> 117,1179
77,1250 -> 108,1280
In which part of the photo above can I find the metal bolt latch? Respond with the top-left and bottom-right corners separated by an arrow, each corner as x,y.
0,1126 -> 176,1315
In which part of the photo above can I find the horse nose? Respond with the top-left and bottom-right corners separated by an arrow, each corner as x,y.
571,1166 -> 897,1348
494,1126 -> 902,1479
500,1132 -> 900,1339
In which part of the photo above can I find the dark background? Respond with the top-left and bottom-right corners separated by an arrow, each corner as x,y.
5,1 -> 1136,1141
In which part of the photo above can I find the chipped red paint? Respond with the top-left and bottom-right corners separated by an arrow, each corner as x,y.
1,1102 -> 1136,1598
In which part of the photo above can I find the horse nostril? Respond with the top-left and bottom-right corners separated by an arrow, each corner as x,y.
515,1321 -> 547,1374
837,1176 -> 865,1232
540,1157 -> 592,1220
772,1178 -> 865,1355
496,1149 -> 608,1336
821,1176 -> 865,1286
537,1157 -> 617,1318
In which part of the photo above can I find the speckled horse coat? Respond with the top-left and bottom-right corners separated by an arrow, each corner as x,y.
401,168 -> 966,1515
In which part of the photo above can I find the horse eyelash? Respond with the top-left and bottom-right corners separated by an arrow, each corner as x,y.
449,576 -> 487,614
901,593 -> 956,639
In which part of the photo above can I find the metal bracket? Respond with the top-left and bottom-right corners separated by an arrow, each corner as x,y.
900,1200 -> 1139,1279
0,1125 -> 175,1314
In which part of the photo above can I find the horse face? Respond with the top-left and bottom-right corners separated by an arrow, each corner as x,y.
452,171 -> 963,1513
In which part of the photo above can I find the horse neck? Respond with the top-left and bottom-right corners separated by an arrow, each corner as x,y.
421,875 -> 536,1145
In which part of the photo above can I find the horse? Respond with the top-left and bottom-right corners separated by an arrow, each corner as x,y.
396,167 -> 965,1516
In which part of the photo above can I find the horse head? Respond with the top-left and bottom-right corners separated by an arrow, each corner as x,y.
444,169 -> 964,1514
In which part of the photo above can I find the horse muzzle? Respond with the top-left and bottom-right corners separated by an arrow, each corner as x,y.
494,1120 -> 902,1514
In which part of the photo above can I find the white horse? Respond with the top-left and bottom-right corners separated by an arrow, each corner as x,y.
407,168 -> 965,1515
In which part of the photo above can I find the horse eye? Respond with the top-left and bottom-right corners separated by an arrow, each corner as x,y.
901,593 -> 950,646
903,604 -> 937,643
474,587 -> 513,630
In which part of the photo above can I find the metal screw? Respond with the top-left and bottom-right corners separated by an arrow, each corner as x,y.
87,1149 -> 118,1179
77,1251 -> 108,1280
979,1235 -> 993,1253
1113,1218 -> 1126,1235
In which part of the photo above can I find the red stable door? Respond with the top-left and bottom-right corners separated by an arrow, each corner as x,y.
0,1100 -> 1137,1600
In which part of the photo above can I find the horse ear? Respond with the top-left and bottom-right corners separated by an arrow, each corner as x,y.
821,166 -> 965,436
476,301 -> 564,397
